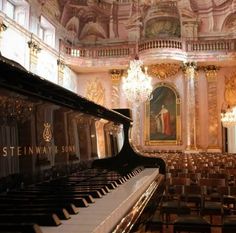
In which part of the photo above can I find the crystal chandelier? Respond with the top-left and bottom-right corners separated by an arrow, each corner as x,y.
221,107 -> 236,128
122,57 -> 152,105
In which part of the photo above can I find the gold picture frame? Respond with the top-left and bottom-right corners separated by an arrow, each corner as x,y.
145,82 -> 181,145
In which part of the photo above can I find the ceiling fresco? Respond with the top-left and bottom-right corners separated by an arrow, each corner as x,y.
37,0 -> 236,43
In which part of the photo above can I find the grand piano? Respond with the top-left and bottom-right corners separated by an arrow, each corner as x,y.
0,55 -> 165,233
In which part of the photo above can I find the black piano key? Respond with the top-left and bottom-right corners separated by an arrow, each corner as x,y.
0,208 -> 70,220
0,197 -> 88,208
0,213 -> 61,226
6,193 -> 94,204
0,203 -> 79,215
20,186 -> 105,195
0,223 -> 42,233
9,190 -> 102,199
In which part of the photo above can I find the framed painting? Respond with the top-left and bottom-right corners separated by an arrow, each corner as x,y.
145,82 -> 181,145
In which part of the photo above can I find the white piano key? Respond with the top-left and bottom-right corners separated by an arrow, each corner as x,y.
41,168 -> 159,233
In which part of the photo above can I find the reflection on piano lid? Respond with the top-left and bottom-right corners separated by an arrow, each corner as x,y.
0,55 -> 166,233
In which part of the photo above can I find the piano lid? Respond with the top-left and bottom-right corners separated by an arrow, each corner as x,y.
0,55 -> 131,125
0,55 -> 132,189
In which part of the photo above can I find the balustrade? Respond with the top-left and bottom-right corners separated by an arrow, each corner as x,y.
138,39 -> 182,52
64,45 -> 133,58
186,40 -> 235,52
63,38 -> 236,59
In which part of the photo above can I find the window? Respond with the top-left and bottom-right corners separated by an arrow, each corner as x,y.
16,11 -> 25,26
39,26 -> 44,40
39,16 -> 55,48
5,1 -> 14,19
4,0 -> 29,28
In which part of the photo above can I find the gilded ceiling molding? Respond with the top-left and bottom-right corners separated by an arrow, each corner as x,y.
225,73 -> 236,107
148,63 -> 180,80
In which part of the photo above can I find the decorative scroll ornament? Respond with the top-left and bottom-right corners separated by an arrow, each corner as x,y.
148,63 -> 180,80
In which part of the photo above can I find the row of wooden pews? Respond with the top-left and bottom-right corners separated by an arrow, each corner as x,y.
0,167 -> 144,233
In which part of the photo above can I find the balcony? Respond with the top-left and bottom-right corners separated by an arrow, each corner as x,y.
62,38 -> 236,69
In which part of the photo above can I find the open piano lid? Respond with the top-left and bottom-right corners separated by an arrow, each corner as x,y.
0,54 -> 165,188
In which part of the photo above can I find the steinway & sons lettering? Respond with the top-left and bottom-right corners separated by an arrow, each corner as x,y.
0,145 -> 76,157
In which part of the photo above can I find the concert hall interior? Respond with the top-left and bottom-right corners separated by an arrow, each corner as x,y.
1,0 -> 236,233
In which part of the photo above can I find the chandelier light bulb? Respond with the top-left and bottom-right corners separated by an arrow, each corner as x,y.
122,58 -> 152,105
221,107 -> 236,128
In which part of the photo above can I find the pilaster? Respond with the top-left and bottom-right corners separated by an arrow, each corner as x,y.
57,58 -> 65,86
205,65 -> 221,152
28,34 -> 41,73
110,69 -> 122,109
183,62 -> 198,152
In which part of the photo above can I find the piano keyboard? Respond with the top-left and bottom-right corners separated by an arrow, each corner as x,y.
41,168 -> 160,233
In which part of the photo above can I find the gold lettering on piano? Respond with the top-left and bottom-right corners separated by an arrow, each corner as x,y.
43,123 -> 52,142
3,147 -> 7,157
61,145 -> 76,153
0,145 -> 75,157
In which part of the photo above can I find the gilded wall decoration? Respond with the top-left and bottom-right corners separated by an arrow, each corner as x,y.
198,65 -> 219,82
148,63 -> 180,80
86,79 -> 105,106
110,69 -> 123,108
207,81 -> 219,148
225,73 -> 236,107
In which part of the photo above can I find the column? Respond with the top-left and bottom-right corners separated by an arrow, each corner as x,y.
205,65 -> 221,152
110,69 -> 122,109
183,62 -> 197,152
28,34 -> 41,73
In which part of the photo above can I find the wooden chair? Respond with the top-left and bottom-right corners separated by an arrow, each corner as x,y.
145,212 -> 163,233
199,178 -> 226,224
182,185 -> 202,213
160,185 -> 190,225
222,215 -> 236,233
173,215 -> 211,233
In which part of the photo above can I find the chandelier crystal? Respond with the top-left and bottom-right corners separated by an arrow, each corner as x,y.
122,57 -> 152,105
221,107 -> 236,128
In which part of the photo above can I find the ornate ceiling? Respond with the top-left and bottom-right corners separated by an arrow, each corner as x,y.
38,0 -> 236,44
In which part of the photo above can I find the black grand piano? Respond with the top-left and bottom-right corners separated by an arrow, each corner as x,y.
0,55 -> 165,233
